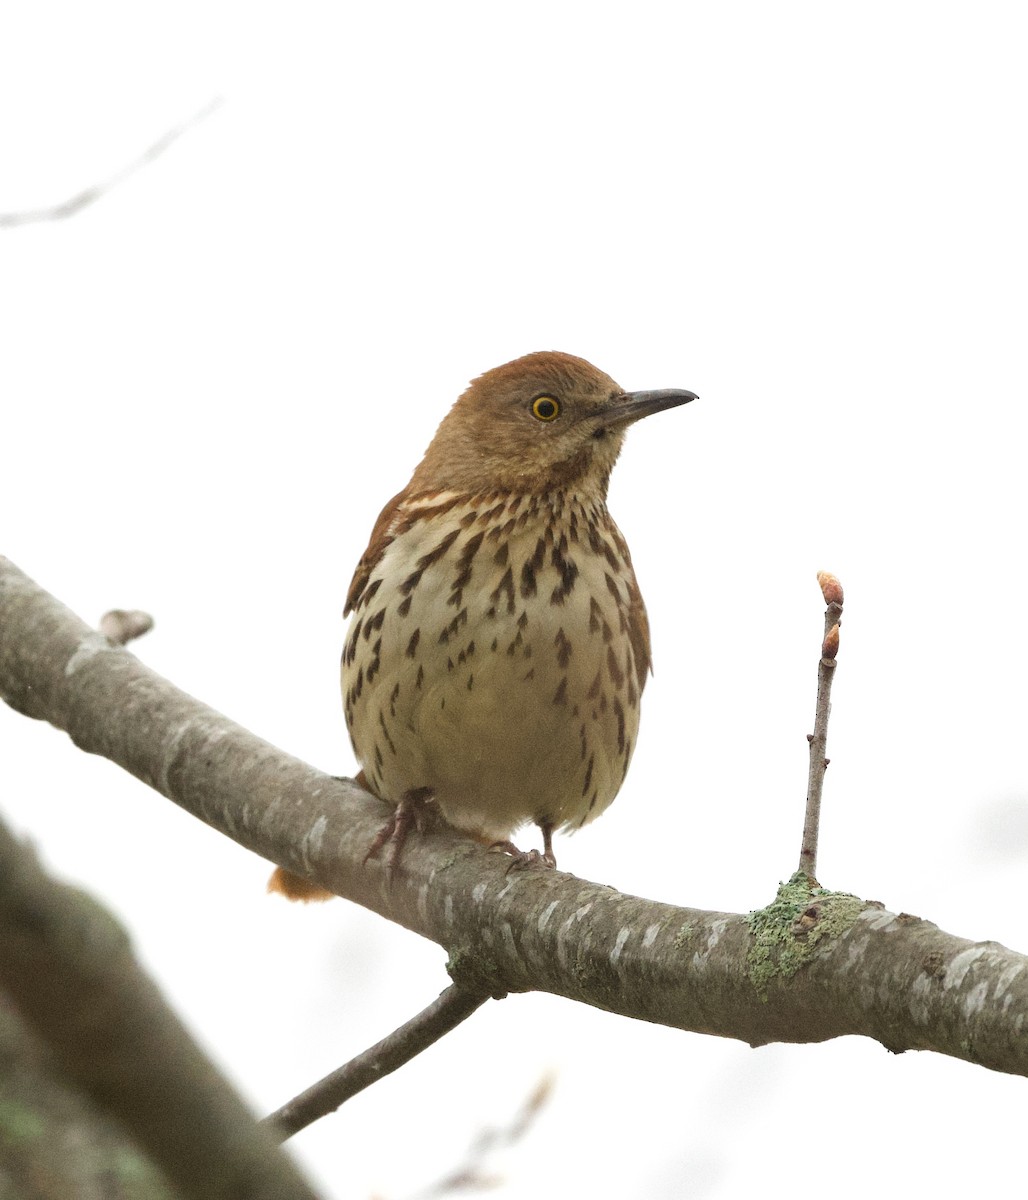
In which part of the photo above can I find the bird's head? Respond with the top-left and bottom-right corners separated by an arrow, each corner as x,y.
409,350 -> 696,498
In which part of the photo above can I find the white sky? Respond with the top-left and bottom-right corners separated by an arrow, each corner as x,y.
3,3 -> 1028,1197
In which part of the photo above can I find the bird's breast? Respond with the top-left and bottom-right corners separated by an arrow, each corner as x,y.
342,491 -> 647,839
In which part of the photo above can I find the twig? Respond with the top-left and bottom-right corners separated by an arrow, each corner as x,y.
265,984 -> 492,1140
99,608 -> 154,646
798,571 -> 845,882
406,1071 -> 556,1198
0,97 -> 223,227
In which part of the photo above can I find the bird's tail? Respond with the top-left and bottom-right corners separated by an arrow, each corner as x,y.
267,867 -> 335,903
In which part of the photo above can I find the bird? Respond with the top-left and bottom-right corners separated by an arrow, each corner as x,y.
269,351 -> 695,900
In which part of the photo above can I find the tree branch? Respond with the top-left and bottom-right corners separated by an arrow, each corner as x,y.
0,810 -> 323,1200
0,988 -> 180,1199
2,555 -> 1028,1079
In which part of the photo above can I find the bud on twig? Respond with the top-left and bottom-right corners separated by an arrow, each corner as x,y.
822,623 -> 840,660
817,571 -> 844,607
99,610 -> 155,646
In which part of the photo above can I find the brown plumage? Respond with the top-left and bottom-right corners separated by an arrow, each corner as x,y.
269,350 -> 694,899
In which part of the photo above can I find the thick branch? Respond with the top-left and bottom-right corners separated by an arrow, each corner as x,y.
2,555 -> 1027,1078
0,989 -> 180,1199
0,812 -> 323,1200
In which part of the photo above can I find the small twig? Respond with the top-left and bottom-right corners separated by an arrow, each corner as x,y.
0,97 -> 223,227
264,984 -> 492,1141
798,571 -> 844,883
99,609 -> 154,646
406,1071 -> 556,1198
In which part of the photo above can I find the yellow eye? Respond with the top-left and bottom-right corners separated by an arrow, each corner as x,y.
531,394 -> 561,422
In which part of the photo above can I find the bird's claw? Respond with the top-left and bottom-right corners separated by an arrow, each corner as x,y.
364,787 -> 435,872
491,839 -> 557,873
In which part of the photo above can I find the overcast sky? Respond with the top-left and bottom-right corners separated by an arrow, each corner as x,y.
3,4 -> 1028,1197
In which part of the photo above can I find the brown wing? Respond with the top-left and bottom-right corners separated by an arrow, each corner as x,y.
344,488 -> 408,615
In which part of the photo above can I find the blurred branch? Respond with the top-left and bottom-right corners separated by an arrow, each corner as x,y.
2,555 -> 1028,1082
0,808 -> 323,1200
0,989 -> 180,1199
265,984 -> 491,1140
0,98 -> 223,227
406,1071 -> 556,1199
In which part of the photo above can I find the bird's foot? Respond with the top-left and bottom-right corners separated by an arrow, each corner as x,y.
364,787 -> 435,872
501,846 -> 557,873
492,821 -> 557,872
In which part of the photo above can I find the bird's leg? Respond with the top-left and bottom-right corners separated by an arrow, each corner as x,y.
539,819 -> 556,868
363,786 -> 435,871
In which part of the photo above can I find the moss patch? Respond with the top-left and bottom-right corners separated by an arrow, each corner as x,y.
0,1098 -> 45,1147
747,872 -> 865,1000
672,922 -> 695,951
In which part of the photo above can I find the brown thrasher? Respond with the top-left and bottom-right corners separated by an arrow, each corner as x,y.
269,351 -> 695,900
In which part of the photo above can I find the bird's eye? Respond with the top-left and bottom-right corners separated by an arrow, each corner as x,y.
531,395 -> 561,422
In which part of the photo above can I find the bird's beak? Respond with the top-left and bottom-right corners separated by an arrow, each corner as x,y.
595,388 -> 698,429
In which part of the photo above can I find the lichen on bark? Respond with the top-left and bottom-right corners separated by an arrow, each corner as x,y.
747,872 -> 867,1000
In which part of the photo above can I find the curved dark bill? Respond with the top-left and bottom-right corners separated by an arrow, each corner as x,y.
596,388 -> 698,428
